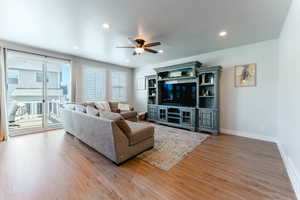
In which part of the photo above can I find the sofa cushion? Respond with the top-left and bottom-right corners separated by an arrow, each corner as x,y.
81,102 -> 96,108
126,121 -> 154,145
109,101 -> 119,113
65,104 -> 76,110
100,112 -> 132,139
100,111 -> 121,120
75,105 -> 86,113
95,101 -> 111,112
86,105 -> 99,116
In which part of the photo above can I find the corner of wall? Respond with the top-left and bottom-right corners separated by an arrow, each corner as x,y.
277,142 -> 300,200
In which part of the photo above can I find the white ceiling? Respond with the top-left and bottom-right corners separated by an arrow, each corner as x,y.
0,0 -> 291,68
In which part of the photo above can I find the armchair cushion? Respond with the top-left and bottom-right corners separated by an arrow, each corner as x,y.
127,121 -> 154,145
120,111 -> 137,121
100,112 -> 132,140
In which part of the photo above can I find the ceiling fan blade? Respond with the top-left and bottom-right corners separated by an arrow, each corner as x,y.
116,46 -> 135,48
144,48 -> 158,54
144,42 -> 161,47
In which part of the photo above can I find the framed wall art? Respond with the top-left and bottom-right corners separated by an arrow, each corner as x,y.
235,63 -> 257,87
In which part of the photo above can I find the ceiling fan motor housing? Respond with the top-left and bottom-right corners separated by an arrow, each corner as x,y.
135,39 -> 146,48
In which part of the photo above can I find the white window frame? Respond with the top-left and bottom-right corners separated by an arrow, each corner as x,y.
111,71 -> 127,101
83,67 -> 106,101
36,71 -> 43,82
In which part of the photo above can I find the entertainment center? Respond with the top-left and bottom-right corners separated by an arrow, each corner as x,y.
146,61 -> 222,134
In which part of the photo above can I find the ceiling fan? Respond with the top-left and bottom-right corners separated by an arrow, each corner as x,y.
116,38 -> 161,56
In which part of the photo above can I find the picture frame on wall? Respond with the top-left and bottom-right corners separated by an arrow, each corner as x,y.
235,63 -> 257,87
137,77 -> 146,90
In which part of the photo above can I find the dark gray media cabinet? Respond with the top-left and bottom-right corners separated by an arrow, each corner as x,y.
146,61 -> 222,135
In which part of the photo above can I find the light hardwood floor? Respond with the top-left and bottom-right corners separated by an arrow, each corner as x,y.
0,129 -> 296,200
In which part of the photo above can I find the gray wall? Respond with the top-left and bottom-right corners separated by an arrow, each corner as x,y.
134,40 -> 278,141
278,0 -> 300,197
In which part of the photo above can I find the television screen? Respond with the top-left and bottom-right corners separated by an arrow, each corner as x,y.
161,82 -> 196,107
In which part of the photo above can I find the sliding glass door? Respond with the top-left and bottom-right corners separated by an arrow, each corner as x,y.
46,59 -> 71,128
6,50 -> 71,136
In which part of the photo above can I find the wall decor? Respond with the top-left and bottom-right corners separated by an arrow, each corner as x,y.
235,63 -> 257,87
137,77 -> 146,90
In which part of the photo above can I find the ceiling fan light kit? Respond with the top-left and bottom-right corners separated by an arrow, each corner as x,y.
117,38 -> 162,56
135,47 -> 145,55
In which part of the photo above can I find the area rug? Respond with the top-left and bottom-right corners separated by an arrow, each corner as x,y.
137,122 -> 209,171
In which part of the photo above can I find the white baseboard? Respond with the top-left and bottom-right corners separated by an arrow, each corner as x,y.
277,142 -> 300,200
220,128 -> 277,143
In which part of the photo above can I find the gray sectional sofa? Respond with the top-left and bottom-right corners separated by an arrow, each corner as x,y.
63,102 -> 154,164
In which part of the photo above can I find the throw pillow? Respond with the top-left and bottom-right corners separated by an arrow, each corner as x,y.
100,111 -> 132,139
94,101 -> 111,112
109,101 -> 119,113
81,102 -> 96,108
118,103 -> 131,111
86,105 -> 99,116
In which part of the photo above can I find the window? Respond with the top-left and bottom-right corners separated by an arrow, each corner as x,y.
7,70 -> 19,84
37,103 -> 43,115
25,103 -> 31,115
36,72 -> 43,82
111,71 -> 127,101
36,72 -> 49,82
83,68 -> 106,101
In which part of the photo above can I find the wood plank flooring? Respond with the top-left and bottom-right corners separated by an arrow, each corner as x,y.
0,130 -> 296,200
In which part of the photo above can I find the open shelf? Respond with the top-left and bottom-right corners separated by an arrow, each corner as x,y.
168,116 -> 180,120
157,67 -> 197,81
198,72 -> 216,108
199,83 -> 214,86
147,76 -> 157,105
167,112 -> 180,116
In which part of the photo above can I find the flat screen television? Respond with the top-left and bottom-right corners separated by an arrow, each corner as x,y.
160,82 -> 196,107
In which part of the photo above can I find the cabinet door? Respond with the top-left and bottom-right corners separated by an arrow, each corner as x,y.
198,109 -> 217,130
181,110 -> 193,125
158,108 -> 167,122
147,105 -> 157,121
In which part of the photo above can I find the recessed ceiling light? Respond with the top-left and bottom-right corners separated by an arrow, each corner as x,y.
102,23 -> 110,29
158,50 -> 164,53
219,31 -> 227,37
73,45 -> 80,50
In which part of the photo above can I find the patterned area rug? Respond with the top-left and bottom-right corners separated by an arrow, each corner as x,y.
137,122 -> 209,171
